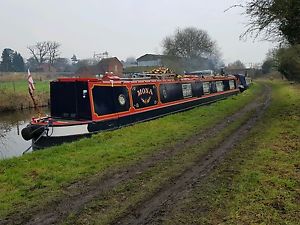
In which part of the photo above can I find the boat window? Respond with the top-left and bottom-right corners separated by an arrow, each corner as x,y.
182,83 -> 192,98
216,81 -> 224,92
76,82 -> 92,119
92,86 -> 130,116
210,82 -> 217,93
223,80 -> 230,91
229,80 -> 236,89
203,82 -> 210,95
132,85 -> 158,109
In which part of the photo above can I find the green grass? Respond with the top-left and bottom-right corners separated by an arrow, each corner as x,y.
164,80 -> 300,225
0,80 -> 49,93
0,80 -> 49,111
0,83 -> 261,219
65,110 -> 254,225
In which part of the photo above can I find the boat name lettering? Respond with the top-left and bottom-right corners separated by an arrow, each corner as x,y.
137,87 -> 153,97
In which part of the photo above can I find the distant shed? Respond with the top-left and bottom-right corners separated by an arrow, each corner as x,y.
136,54 -> 164,67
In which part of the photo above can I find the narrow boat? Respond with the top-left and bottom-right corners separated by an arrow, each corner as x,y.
21,73 -> 242,149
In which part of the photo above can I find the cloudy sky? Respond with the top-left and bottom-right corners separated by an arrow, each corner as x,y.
0,0 -> 275,65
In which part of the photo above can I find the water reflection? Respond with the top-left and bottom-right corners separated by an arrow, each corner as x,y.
0,108 -> 49,159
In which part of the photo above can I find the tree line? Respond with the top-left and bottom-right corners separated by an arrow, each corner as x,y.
239,0 -> 300,81
0,48 -> 25,72
1,0 -> 299,79
1,26 -> 248,74
0,33 -> 225,74
0,41 -> 78,73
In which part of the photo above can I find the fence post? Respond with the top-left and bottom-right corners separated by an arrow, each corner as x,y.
12,81 -> 16,93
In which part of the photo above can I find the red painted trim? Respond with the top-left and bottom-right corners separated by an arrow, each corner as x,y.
56,75 -> 237,84
31,120 -> 92,126
47,76 -> 239,124
89,88 -> 239,121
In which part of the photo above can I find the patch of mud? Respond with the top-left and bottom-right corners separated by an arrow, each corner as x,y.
0,86 -> 270,225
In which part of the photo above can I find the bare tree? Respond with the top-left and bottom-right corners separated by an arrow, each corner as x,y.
27,41 -> 61,66
227,60 -> 246,70
47,41 -> 60,64
228,0 -> 300,44
229,1 -> 300,82
28,41 -> 48,64
162,27 -> 218,59
125,57 -> 137,65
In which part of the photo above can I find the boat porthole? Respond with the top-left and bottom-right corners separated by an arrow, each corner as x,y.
118,94 -> 126,106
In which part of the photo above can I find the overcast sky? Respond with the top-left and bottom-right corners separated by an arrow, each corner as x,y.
0,0 -> 276,65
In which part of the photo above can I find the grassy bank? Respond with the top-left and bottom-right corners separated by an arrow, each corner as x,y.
0,83 -> 261,219
0,80 -> 49,111
66,108 -> 255,225
165,81 -> 300,224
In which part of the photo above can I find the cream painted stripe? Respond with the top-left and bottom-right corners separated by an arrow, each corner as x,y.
44,124 -> 89,137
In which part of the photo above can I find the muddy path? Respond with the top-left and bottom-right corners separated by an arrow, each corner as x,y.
0,86 -> 271,225
114,85 -> 271,225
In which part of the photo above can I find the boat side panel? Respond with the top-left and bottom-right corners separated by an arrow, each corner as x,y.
91,86 -> 131,117
131,84 -> 159,109
51,81 -> 92,120
87,90 -> 238,132
88,79 -> 238,121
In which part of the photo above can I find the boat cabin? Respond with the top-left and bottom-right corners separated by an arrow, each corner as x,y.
50,76 -> 238,123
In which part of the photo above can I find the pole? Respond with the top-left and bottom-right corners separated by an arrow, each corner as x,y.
12,81 -> 15,93
28,87 -> 38,109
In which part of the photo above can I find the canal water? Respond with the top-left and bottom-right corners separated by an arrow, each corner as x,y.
0,108 -> 49,159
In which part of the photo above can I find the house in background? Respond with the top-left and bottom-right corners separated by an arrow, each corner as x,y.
136,53 -> 213,72
136,54 -> 164,67
136,54 -> 213,73
98,57 -> 123,76
76,57 -> 123,77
